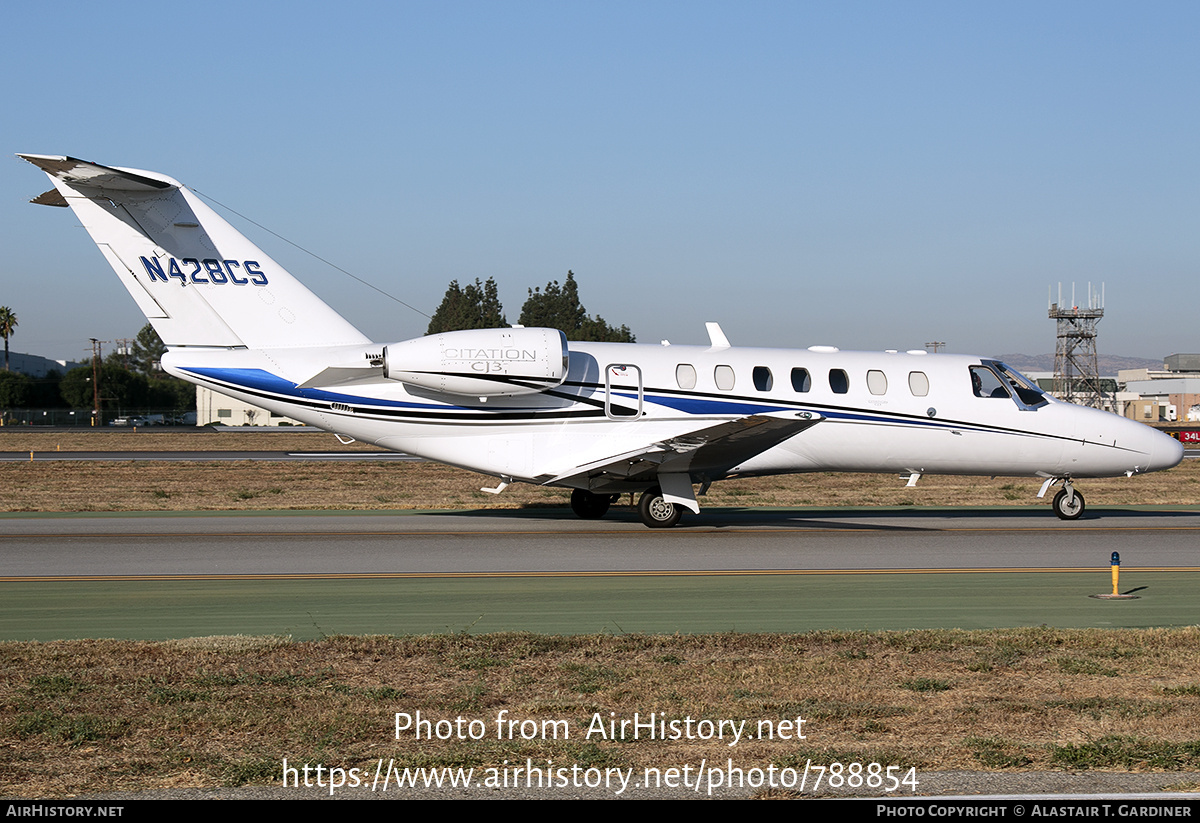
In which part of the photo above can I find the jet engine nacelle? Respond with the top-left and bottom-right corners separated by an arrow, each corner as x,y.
382,327 -> 569,397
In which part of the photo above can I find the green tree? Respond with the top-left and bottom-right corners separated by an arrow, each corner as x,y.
29,370 -> 63,409
62,360 -> 152,412
426,278 -> 507,334
107,325 -> 195,412
59,364 -> 99,410
130,323 -> 167,376
519,271 -> 635,342
0,371 -> 31,409
0,307 -> 17,371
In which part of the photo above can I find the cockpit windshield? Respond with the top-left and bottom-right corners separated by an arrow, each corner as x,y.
971,361 -> 1049,410
970,366 -> 1010,399
992,362 -> 1049,408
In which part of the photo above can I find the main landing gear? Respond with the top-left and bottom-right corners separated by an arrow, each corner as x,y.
638,486 -> 682,528
569,489 -> 619,520
570,487 -> 685,528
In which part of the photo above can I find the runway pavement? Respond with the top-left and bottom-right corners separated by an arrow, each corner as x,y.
3,506 -> 1198,638
3,506 -> 1198,579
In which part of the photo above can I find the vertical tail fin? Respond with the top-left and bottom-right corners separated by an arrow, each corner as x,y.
20,154 -> 370,349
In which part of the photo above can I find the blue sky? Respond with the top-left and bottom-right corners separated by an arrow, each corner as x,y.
3,1 -> 1197,362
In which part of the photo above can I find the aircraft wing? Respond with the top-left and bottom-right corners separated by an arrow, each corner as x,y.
540,411 -> 823,497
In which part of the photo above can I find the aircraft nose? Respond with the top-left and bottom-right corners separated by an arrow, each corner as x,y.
1146,428 -> 1185,472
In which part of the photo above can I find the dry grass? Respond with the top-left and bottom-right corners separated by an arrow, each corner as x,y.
0,429 -> 385,453
0,429 -> 1197,513
4,629 -> 1200,795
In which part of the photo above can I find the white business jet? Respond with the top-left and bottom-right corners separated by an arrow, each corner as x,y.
20,154 -> 1184,527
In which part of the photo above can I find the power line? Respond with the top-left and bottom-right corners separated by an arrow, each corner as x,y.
191,188 -> 431,321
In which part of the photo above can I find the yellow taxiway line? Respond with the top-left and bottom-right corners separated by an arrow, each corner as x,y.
5,567 -> 1200,582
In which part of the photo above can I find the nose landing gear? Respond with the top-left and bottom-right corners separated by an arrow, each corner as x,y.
1040,477 -> 1086,520
1052,486 -> 1085,520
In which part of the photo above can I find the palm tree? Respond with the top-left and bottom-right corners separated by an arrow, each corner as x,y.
0,308 -> 16,372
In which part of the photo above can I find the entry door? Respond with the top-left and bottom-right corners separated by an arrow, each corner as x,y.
604,364 -> 643,419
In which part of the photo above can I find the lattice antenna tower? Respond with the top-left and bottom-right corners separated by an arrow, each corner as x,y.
1048,282 -> 1105,408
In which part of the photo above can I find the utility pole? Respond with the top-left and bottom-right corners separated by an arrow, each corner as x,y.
114,338 -> 134,369
89,339 -> 103,426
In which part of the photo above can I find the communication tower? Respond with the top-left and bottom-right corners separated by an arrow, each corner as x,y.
1048,282 -> 1106,409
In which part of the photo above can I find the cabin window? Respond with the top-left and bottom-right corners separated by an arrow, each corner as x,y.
753,366 -> 773,391
790,368 -> 811,392
908,371 -> 929,397
866,370 -> 887,395
676,364 -> 697,390
715,365 -> 735,391
829,369 -> 849,394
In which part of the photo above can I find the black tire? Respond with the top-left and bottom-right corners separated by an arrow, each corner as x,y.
1052,488 -> 1085,520
570,489 -> 612,520
638,486 -> 682,528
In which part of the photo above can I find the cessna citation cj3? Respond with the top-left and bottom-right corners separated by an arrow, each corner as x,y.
21,154 -> 1184,527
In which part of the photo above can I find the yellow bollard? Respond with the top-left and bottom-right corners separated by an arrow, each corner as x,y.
1091,551 -> 1138,600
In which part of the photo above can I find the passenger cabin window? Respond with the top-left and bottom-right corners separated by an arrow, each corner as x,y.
908,371 -> 929,397
676,364 -> 697,390
866,370 -> 887,395
791,368 -> 811,392
753,366 -> 773,391
715,365 -> 735,391
829,369 -> 849,394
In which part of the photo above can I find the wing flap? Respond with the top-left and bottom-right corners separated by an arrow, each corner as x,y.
542,411 -> 822,488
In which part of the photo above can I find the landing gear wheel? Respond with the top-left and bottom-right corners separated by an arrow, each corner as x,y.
1053,488 -> 1085,520
570,489 -> 613,520
638,486 -> 682,528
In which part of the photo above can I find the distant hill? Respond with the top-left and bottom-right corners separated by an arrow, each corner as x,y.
993,354 -> 1163,374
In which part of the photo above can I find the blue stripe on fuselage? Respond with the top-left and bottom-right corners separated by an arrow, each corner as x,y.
181,367 -> 454,410
183,367 -> 994,434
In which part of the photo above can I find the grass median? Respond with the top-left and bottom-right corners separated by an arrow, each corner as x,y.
5,629 -> 1200,796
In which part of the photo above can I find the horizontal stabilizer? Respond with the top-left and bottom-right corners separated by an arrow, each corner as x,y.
30,188 -> 68,207
18,154 -> 174,191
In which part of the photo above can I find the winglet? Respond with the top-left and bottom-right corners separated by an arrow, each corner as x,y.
705,321 -> 730,349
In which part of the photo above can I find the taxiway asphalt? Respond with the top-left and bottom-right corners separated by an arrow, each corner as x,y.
3,507 -> 1198,579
